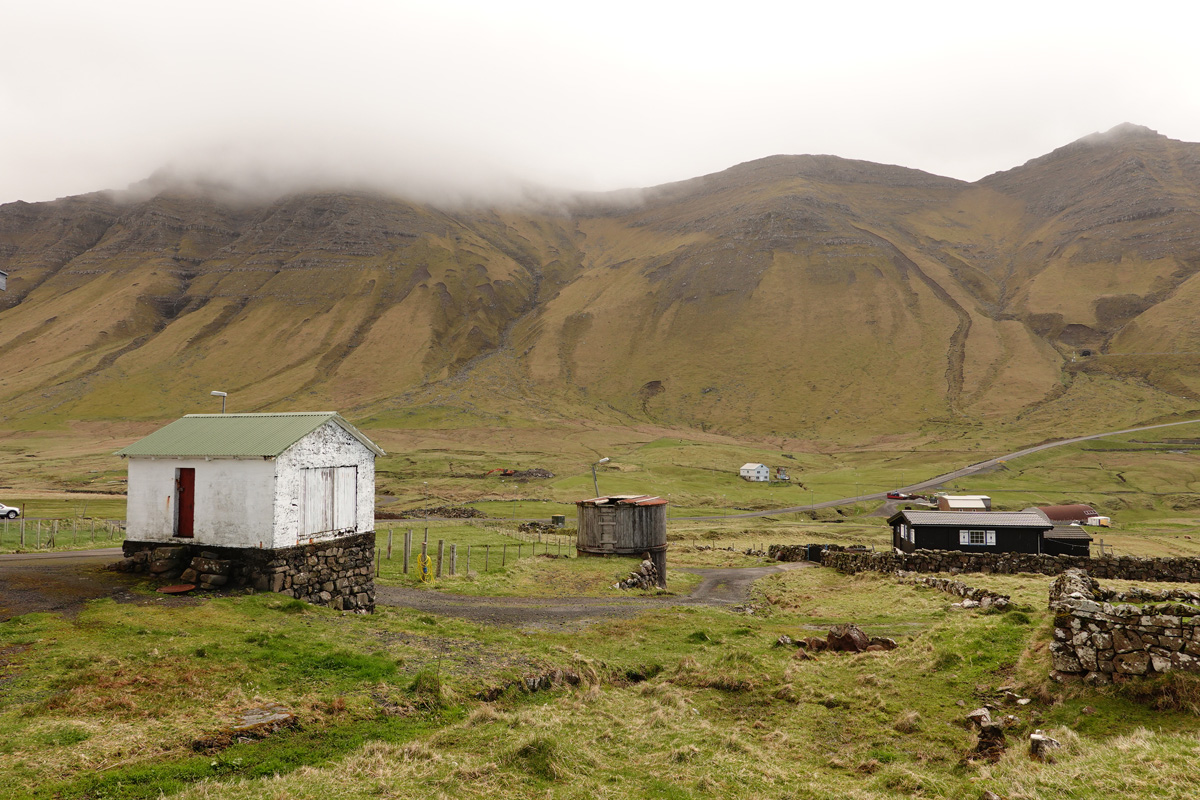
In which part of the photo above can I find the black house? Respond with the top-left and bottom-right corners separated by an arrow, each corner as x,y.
888,510 -> 1091,556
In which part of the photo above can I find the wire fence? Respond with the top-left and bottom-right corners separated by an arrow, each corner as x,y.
376,524 -> 578,578
0,517 -> 126,550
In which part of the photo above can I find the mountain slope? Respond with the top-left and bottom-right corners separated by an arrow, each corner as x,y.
3,124 -> 1200,439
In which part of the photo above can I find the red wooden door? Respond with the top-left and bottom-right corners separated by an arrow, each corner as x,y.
176,468 -> 195,538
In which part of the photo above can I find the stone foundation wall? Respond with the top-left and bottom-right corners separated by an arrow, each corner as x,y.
821,549 -> 1200,583
119,531 -> 376,612
1048,569 -> 1200,683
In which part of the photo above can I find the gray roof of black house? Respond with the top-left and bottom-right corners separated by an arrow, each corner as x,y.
1045,525 -> 1093,540
888,510 -> 1053,528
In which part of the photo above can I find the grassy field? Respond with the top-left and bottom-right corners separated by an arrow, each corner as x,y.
4,416 -> 1200,543
4,563 -> 1200,799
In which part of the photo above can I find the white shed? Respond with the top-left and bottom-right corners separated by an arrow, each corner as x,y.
936,494 -> 992,512
116,412 -> 384,549
740,462 -> 770,482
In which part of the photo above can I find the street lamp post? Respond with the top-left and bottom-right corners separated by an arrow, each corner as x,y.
591,457 -> 610,497
210,391 -> 227,413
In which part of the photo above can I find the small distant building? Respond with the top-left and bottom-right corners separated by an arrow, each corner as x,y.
576,495 -> 668,587
888,509 -> 1091,556
114,412 -> 384,610
0,269 -> 7,291
740,463 -> 770,482
936,494 -> 991,511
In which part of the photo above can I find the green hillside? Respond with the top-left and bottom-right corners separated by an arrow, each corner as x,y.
3,124 -> 1200,445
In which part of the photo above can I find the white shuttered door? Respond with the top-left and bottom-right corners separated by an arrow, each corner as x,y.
300,466 -> 358,538
334,466 -> 358,531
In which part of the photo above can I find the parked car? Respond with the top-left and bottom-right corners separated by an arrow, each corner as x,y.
0,502 -> 19,518
886,491 -> 909,500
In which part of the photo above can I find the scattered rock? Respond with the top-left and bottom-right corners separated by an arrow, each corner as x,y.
1029,729 -> 1061,762
385,506 -> 485,520
617,555 -> 660,590
967,708 -> 993,727
974,723 -> 1007,762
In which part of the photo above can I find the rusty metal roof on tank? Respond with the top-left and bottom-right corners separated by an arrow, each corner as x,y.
114,413 -> 385,458
576,495 -> 669,506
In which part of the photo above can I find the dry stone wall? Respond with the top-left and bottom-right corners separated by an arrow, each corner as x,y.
120,531 -> 376,612
895,572 -> 1011,609
1048,569 -> 1200,683
821,548 -> 1200,583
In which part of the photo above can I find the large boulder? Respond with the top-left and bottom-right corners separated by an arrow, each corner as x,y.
827,624 -> 870,653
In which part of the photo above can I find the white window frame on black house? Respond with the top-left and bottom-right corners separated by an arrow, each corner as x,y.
958,529 -> 996,546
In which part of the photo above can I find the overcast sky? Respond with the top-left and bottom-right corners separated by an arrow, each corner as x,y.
3,0 -> 1199,205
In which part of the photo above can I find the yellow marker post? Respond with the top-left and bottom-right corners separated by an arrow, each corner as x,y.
418,552 -> 433,583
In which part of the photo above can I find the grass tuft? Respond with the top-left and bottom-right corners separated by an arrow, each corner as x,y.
505,736 -> 567,782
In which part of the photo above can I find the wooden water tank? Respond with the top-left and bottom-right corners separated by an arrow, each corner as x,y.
576,495 -> 668,587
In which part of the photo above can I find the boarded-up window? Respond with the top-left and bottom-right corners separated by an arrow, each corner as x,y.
300,466 -> 358,539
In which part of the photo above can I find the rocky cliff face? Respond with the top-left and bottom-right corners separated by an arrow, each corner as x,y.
3,124 -> 1200,436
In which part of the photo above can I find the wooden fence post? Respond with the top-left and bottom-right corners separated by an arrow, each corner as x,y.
403,529 -> 411,574
449,543 -> 457,576
436,540 -> 444,578
387,527 -> 393,559
502,543 -> 506,567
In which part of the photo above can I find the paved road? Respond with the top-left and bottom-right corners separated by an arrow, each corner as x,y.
675,418 -> 1200,520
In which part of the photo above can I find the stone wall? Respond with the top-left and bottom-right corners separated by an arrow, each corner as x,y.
769,543 -> 869,563
1048,569 -> 1200,683
821,548 -> 1200,583
896,571 -> 1011,610
119,531 -> 376,612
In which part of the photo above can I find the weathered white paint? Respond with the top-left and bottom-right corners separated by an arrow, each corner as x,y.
125,457 -> 275,547
273,421 -> 375,548
125,419 -> 376,549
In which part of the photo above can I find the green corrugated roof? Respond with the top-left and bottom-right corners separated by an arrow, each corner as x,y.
114,413 -> 385,458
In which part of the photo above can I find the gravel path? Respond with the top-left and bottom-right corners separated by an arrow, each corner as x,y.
0,548 -> 138,621
0,546 -> 815,626
374,561 -> 812,626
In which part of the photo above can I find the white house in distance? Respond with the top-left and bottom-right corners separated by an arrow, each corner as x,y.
740,462 -> 770,482
116,412 -> 384,549
936,494 -> 992,512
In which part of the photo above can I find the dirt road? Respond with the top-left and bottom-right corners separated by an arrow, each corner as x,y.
677,417 -> 1200,520
0,548 -> 137,621
374,561 -> 811,626
0,548 -> 812,626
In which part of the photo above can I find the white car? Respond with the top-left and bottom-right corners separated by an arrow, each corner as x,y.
0,503 -> 19,519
